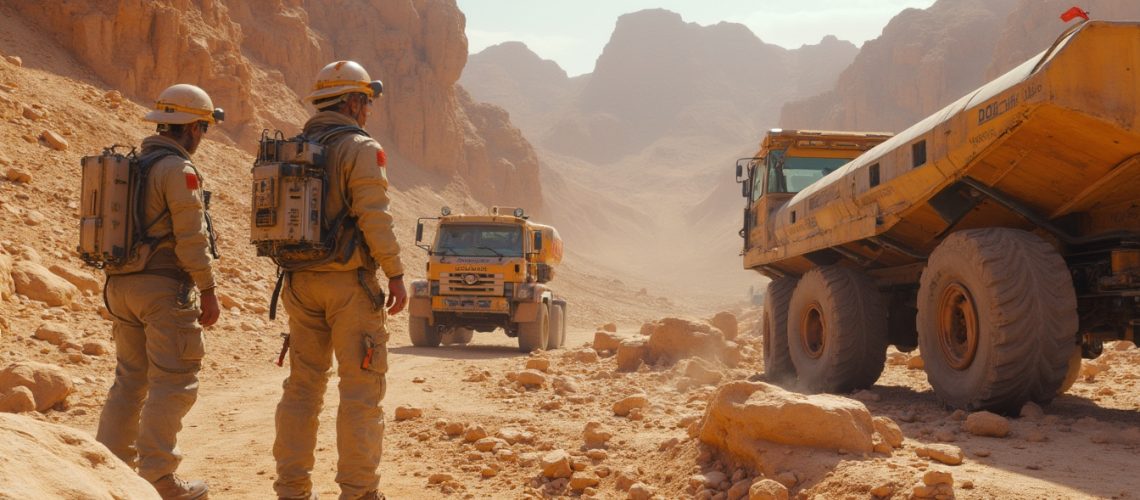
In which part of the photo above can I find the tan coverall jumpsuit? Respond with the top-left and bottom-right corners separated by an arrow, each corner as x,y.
96,135 -> 218,483
273,111 -> 404,499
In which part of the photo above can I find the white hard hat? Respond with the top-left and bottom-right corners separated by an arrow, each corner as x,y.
306,60 -> 383,107
143,84 -> 224,125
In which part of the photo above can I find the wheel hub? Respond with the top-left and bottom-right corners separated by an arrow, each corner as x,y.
800,303 -> 826,359
938,282 -> 979,370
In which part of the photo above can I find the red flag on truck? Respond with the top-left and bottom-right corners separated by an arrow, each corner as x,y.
1060,6 -> 1090,22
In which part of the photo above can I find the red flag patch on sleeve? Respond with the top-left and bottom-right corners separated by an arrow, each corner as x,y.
185,173 -> 199,190
376,149 -> 388,167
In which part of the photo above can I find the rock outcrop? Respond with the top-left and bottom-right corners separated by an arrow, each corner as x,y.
7,0 -> 542,211
0,413 -> 159,499
0,362 -> 74,412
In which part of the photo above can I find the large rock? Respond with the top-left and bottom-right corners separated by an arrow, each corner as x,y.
615,338 -> 648,372
0,362 -> 73,412
0,413 -> 159,498
0,252 -> 14,300
49,265 -> 101,295
540,449 -> 573,479
0,387 -> 35,413
10,261 -> 79,306
646,317 -> 729,364
699,382 -> 875,460
964,411 -> 1010,438
593,330 -> 629,352
709,311 -> 739,340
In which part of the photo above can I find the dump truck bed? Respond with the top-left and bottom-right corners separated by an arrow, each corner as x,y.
747,21 -> 1140,276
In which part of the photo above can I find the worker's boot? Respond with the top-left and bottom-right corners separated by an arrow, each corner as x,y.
151,473 -> 208,500
358,491 -> 385,500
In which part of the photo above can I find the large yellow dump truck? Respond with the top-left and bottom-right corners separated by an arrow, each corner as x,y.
738,21 -> 1140,413
409,207 -> 566,353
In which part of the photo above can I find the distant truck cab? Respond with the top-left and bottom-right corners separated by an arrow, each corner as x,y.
408,207 -> 566,353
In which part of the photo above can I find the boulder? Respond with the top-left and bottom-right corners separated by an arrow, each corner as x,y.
0,413 -> 159,498
393,405 -> 423,421
0,253 -> 15,300
873,416 -> 904,448
0,387 -> 35,413
540,449 -> 572,479
613,394 -> 649,417
48,265 -> 101,294
615,338 -> 648,372
915,444 -> 964,465
583,421 -> 612,449
699,382 -> 875,457
0,363 -> 73,412
516,369 -> 547,388
34,323 -> 74,346
964,411 -> 1010,438
710,311 -> 739,340
749,479 -> 789,500
593,331 -> 628,352
463,425 -> 488,443
569,475 -> 599,491
646,317 -> 728,364
40,130 -> 69,151
525,358 -> 550,372
683,359 -> 723,386
11,261 -> 79,306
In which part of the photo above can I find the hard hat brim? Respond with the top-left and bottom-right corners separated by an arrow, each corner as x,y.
143,109 -> 212,125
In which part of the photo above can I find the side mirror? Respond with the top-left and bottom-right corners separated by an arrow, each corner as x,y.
742,181 -> 751,198
533,232 -> 543,252
735,163 -> 743,181
415,222 -> 424,243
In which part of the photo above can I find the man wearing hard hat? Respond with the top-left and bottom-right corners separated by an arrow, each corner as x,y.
95,84 -> 223,500
272,61 -> 406,500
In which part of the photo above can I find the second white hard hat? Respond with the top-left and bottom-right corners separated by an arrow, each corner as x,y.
306,60 -> 383,106
143,84 -> 224,125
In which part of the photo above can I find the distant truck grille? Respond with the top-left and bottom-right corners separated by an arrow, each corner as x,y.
439,272 -> 504,295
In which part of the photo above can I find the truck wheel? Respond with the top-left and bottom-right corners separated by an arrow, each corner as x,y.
409,317 -> 441,347
518,303 -> 549,353
787,265 -> 887,393
1058,346 -> 1081,395
917,228 -> 1077,413
761,277 -> 798,384
547,300 -> 566,350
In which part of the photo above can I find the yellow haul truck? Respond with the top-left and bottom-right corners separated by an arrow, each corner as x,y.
409,207 -> 566,353
738,21 -> 1140,413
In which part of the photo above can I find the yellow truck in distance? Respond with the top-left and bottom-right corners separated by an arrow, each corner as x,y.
409,207 -> 566,353
738,21 -> 1140,414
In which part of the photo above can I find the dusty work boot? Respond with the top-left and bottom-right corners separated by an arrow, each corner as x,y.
150,473 -> 208,500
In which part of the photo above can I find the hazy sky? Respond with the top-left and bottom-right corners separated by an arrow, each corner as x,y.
458,0 -> 936,76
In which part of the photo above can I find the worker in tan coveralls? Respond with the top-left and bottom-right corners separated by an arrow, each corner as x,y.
273,61 -> 407,500
96,84 -> 224,500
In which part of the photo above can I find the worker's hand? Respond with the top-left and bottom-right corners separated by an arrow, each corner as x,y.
386,277 -> 407,315
199,288 -> 221,327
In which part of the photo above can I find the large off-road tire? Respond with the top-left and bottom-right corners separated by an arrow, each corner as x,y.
787,265 -> 888,393
917,228 -> 1077,414
1058,346 -> 1082,395
409,317 -> 441,347
442,327 -> 474,346
761,277 -> 798,384
518,303 -> 550,353
548,300 -> 567,350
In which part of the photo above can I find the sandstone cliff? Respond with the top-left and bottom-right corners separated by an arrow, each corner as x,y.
779,0 -> 1020,132
7,0 -> 541,211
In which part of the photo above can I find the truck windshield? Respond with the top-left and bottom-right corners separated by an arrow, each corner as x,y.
767,151 -> 851,194
436,225 -> 523,257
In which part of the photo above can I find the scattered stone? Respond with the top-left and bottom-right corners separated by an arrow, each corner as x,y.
964,411 -> 1010,438
923,470 -> 953,486
628,482 -> 654,500
11,262 -> 79,306
480,467 -> 497,478
81,342 -> 109,357
585,449 -> 608,460
525,357 -> 550,372
852,390 -> 881,402
709,311 -> 738,340
727,479 -> 752,499
646,317 -> 728,364
592,331 -> 626,352
613,394 -> 649,417
474,437 -> 506,452
552,376 -> 580,394
1020,402 -> 1045,420
915,444 -> 964,465
33,323 -> 72,346
496,427 -> 534,444
4,55 -> 22,66
748,479 -> 789,500
463,425 -> 488,442
540,449 -> 573,479
886,352 -> 908,366
428,473 -> 453,484
572,349 -> 599,363
972,449 -> 991,458
934,429 -> 956,442
906,354 -> 925,370
775,472 -> 797,489
21,105 -> 44,121
0,362 -> 73,412
873,416 -> 904,448
699,382 -> 876,456
615,338 -> 648,372
412,376 -> 426,383
569,476 -> 599,491
0,386 -> 36,413
40,130 -> 69,151
393,405 -> 422,421
1024,428 -> 1047,443
583,421 -> 612,449
615,470 -> 638,491
639,321 -> 658,336
0,253 -> 13,300
444,421 -> 465,436
23,210 -> 46,226
5,167 -> 31,184
602,323 -> 617,333
516,369 -> 546,388
683,359 -> 723,386
870,483 -> 894,497
1081,361 -> 1104,382
48,266 -> 100,296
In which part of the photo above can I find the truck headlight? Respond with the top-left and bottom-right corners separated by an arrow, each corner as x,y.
515,284 -> 533,300
411,280 -> 430,297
